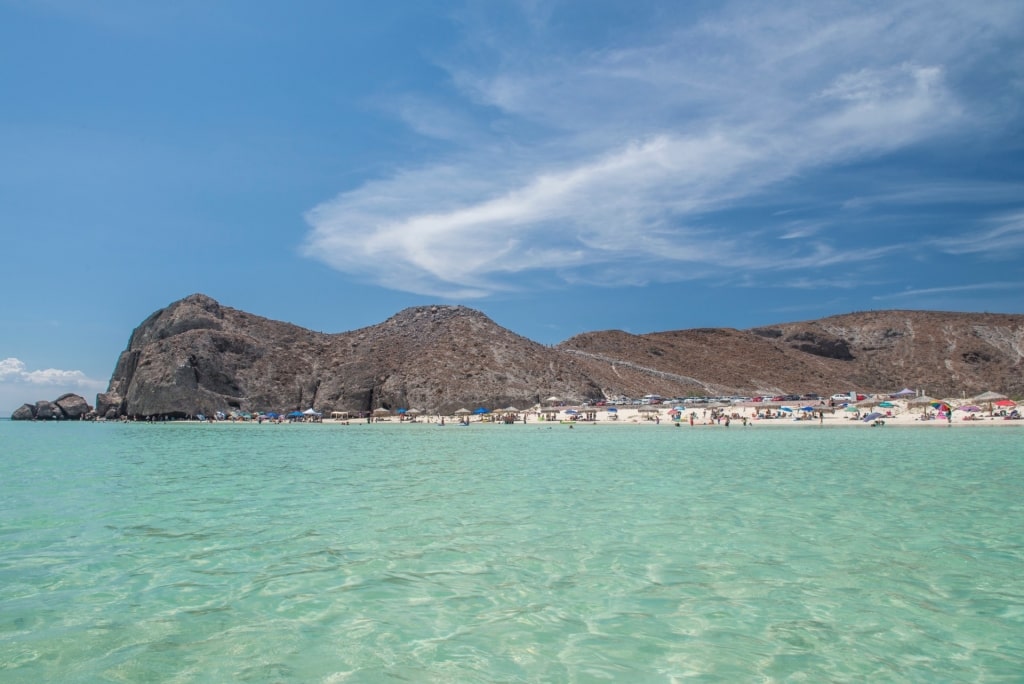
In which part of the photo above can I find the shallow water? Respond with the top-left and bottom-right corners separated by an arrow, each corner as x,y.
1,421 -> 1022,682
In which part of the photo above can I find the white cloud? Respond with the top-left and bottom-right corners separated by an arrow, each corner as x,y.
302,1 -> 1024,297
0,357 -> 106,389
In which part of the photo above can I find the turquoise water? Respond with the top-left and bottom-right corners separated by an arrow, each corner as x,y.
1,422 -> 1022,682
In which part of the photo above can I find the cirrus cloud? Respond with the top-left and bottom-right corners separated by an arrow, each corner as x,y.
302,0 -> 1024,298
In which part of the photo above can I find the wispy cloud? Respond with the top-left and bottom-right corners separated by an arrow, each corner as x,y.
930,210 -> 1024,256
302,1 -> 1024,297
872,282 -> 1024,300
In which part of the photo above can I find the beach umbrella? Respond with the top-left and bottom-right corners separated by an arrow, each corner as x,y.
396,408 -> 407,414
454,408 -> 471,415
780,406 -> 793,413
994,399 -> 1016,408
931,401 -> 952,414
956,405 -> 981,412
474,407 -> 490,414
564,409 -> 578,415
287,410 -> 304,418
892,388 -> 916,397
264,411 -> 280,419
862,412 -> 884,421
877,401 -> 895,408
372,408 -> 391,417
844,405 -> 859,412
972,391 -> 1007,402
973,391 -> 1008,415
605,406 -> 618,412
908,395 -> 935,404
799,406 -> 815,412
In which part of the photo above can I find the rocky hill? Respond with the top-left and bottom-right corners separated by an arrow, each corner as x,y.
96,294 -> 1023,419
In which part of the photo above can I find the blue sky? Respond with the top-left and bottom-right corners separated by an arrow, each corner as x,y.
2,0 -> 1023,415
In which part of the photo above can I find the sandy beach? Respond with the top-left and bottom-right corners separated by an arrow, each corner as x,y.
346,399 -> 1022,428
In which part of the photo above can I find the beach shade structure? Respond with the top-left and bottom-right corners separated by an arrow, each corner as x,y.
605,406 -> 618,412
799,406 -> 815,412
931,401 -> 953,414
862,412 -> 884,421
396,408 -> 407,414
372,408 -> 391,418
973,391 -> 1007,402
474,407 -> 490,415
545,396 -> 562,405
264,411 -> 280,419
908,395 -> 935,404
973,391 -> 1008,415
405,408 -> 421,417
892,388 -> 917,397
564,409 -> 578,415
287,410 -> 304,418
303,408 -> 320,416
994,399 -> 1017,408
956,405 -> 982,412
877,401 -> 896,408
454,408 -> 471,416
780,406 -> 793,413
843,405 -> 860,412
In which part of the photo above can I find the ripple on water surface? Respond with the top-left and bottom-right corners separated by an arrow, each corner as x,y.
1,421 -> 1022,681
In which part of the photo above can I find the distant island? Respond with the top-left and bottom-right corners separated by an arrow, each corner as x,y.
12,294 -> 1024,420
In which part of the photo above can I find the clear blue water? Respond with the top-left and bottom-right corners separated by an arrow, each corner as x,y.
1,421 -> 1022,682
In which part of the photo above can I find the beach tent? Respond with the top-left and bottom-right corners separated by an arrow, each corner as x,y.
303,408 -> 320,416
474,407 -> 490,414
892,388 -> 916,397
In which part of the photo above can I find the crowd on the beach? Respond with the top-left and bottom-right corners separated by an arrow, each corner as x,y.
119,389 -> 1020,428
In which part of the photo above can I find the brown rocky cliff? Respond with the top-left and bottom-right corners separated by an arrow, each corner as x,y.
101,295 -> 1023,418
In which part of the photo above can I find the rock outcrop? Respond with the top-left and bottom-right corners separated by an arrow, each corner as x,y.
97,295 -> 1024,418
102,294 -> 603,418
10,393 -> 94,420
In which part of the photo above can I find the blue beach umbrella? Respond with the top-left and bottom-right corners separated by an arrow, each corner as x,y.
862,412 -> 884,421
780,406 -> 793,413
474,407 -> 490,414
287,411 -> 304,418
800,406 -> 815,412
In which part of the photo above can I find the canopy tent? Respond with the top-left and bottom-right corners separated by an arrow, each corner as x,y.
892,388 -> 917,397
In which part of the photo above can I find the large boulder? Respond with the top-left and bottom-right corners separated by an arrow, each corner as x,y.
11,404 -> 35,420
55,393 -> 92,420
34,400 -> 60,420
